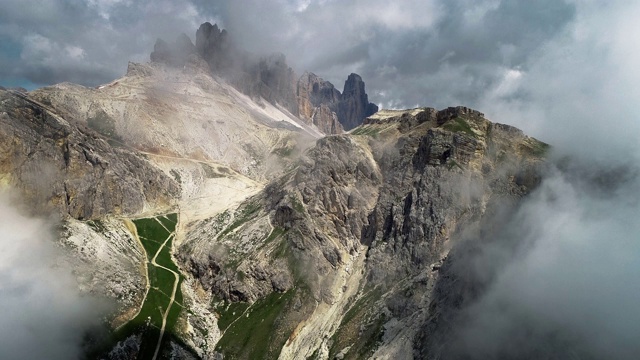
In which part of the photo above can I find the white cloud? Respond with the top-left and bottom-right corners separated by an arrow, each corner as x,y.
488,67 -> 523,98
479,1 -> 640,162
449,161 -> 640,358
0,192 -> 109,359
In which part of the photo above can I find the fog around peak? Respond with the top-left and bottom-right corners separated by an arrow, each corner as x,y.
438,157 -> 640,359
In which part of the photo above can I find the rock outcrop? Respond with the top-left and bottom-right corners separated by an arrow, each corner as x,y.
0,89 -> 179,219
296,72 -> 378,133
150,33 -> 196,67
179,105 -> 548,359
296,72 -> 344,134
236,53 -> 299,114
195,22 -> 234,72
337,73 -> 379,130
150,22 -> 378,134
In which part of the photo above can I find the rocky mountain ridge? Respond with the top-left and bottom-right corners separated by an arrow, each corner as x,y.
152,22 -> 378,134
178,105 -> 547,359
0,89 -> 179,220
0,24 -> 550,358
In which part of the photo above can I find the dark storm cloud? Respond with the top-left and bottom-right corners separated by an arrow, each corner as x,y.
0,0 -> 211,87
479,1 -> 640,161
358,0 -> 576,108
197,0 -> 575,108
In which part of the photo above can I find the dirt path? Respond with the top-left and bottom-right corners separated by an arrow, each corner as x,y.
150,218 -> 180,360
138,151 -> 257,181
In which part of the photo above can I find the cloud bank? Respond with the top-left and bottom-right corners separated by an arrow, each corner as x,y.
2,0 -> 636,154
0,193 -> 109,359
442,156 -> 640,359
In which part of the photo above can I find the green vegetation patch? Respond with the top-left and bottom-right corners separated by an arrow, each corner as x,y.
264,226 -> 287,245
111,214 -> 186,359
170,169 -> 182,183
201,163 -> 226,178
329,288 -> 384,359
272,146 -> 295,158
215,290 -> 296,360
215,301 -> 252,332
523,139 -> 550,157
351,125 -> 382,137
442,117 -> 477,138
446,159 -> 463,171
289,195 -> 305,213
86,219 -> 107,233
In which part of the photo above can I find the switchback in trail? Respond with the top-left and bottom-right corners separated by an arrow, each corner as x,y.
113,213 -> 191,359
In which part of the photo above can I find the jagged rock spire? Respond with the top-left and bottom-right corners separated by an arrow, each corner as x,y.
150,22 -> 379,134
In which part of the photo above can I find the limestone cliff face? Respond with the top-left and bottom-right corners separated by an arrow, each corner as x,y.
296,72 -> 378,134
296,72 -> 344,134
337,73 -> 379,130
239,53 -> 299,114
195,22 -> 233,72
179,105 -> 547,359
0,89 -> 179,220
152,22 -> 378,135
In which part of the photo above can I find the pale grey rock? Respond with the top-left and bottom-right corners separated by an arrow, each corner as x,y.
0,89 -> 179,219
179,105 -> 547,359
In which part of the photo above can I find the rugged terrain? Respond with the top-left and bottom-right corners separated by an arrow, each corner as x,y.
178,106 -> 546,359
0,22 -> 549,360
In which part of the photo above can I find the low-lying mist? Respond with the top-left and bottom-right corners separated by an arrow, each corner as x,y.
0,192 -> 111,360
442,154 -> 640,359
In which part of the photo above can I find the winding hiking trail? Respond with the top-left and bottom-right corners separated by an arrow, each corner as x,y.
150,217 -> 180,360
117,215 -> 181,359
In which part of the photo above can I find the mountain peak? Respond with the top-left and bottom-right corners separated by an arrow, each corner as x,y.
149,22 -> 379,134
338,72 -> 378,130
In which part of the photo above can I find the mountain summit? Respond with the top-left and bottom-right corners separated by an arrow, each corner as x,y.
151,22 -> 378,134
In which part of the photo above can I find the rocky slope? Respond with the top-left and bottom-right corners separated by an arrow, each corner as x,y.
0,89 -> 178,219
28,60 -> 318,181
1,68 -> 548,358
178,106 -> 547,359
0,88 -> 178,331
